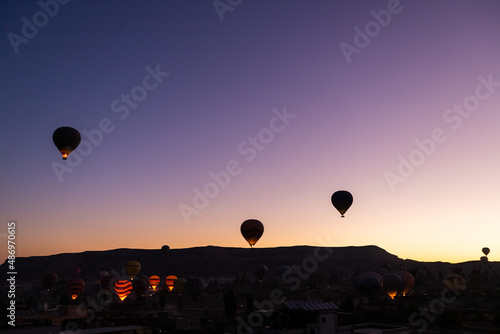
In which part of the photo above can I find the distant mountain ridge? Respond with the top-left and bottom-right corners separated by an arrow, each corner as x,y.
2,245 -> 497,288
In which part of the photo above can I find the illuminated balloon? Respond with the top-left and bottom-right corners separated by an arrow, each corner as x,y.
241,219 -> 264,247
125,261 -> 141,280
482,247 -> 490,256
166,275 -> 177,291
173,278 -> 186,294
114,280 -> 133,301
398,271 -> 415,296
186,278 -> 206,300
41,273 -> 58,290
331,190 -> 353,217
161,245 -> 170,256
383,273 -> 403,299
132,276 -> 149,296
149,275 -> 160,290
66,278 -> 85,300
254,264 -> 268,282
53,126 -> 81,160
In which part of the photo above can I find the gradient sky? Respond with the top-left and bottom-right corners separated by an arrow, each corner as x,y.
1,0 -> 500,264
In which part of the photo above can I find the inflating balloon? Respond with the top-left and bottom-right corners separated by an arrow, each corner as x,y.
241,219 -> 264,247
331,190 -> 353,217
53,126 -> 81,160
149,275 -> 160,290
165,275 -> 177,292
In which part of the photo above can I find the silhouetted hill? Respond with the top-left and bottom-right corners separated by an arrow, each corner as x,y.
2,245 -> 499,289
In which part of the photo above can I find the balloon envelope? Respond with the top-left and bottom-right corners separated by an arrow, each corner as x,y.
114,280 -> 132,301
149,275 -> 160,290
161,245 -> 170,256
482,247 -> 490,256
383,273 -> 403,299
331,190 -> 353,217
132,276 -> 149,296
173,278 -> 186,294
41,273 -> 58,290
186,278 -> 206,300
254,264 -> 269,281
166,275 -> 177,291
66,278 -> 85,300
125,261 -> 141,279
241,219 -> 264,247
53,127 -> 81,160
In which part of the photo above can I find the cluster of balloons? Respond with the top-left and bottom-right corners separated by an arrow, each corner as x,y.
352,271 -> 415,299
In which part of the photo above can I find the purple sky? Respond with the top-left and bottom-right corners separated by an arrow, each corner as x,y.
1,0 -> 500,263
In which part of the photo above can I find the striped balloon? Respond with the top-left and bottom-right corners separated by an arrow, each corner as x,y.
149,275 -> 160,290
66,278 -> 85,299
114,280 -> 132,301
165,275 -> 177,291
254,264 -> 268,281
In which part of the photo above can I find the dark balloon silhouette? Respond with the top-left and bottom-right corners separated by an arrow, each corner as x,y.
161,245 -> 170,256
353,272 -> 383,298
132,276 -> 149,296
241,219 -> 264,247
125,261 -> 141,280
100,275 -> 116,291
173,277 -> 186,294
66,278 -> 85,300
482,247 -> 490,256
398,271 -> 415,296
53,126 -> 81,160
186,278 -> 206,300
41,273 -> 58,290
254,264 -> 268,281
383,273 -> 403,299
331,190 -> 353,217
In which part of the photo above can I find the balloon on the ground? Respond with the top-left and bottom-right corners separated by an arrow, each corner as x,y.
53,126 -> 81,160
331,190 -> 353,217
398,271 -> 415,296
383,273 -> 403,299
241,219 -> 264,247
132,276 -> 149,296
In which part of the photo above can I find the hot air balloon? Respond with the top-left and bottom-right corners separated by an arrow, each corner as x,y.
241,219 -> 264,247
99,271 -> 109,279
186,278 -> 206,301
114,280 -> 133,301
173,278 -> 186,294
383,273 -> 404,299
53,126 -> 81,160
100,275 -> 116,291
132,276 -> 149,296
353,272 -> 383,298
254,264 -> 268,282
125,261 -> 141,280
149,275 -> 160,290
66,278 -> 85,300
161,245 -> 170,256
482,247 -> 490,256
331,190 -> 353,217
41,273 -> 58,291
398,271 -> 415,296
166,275 -> 177,291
